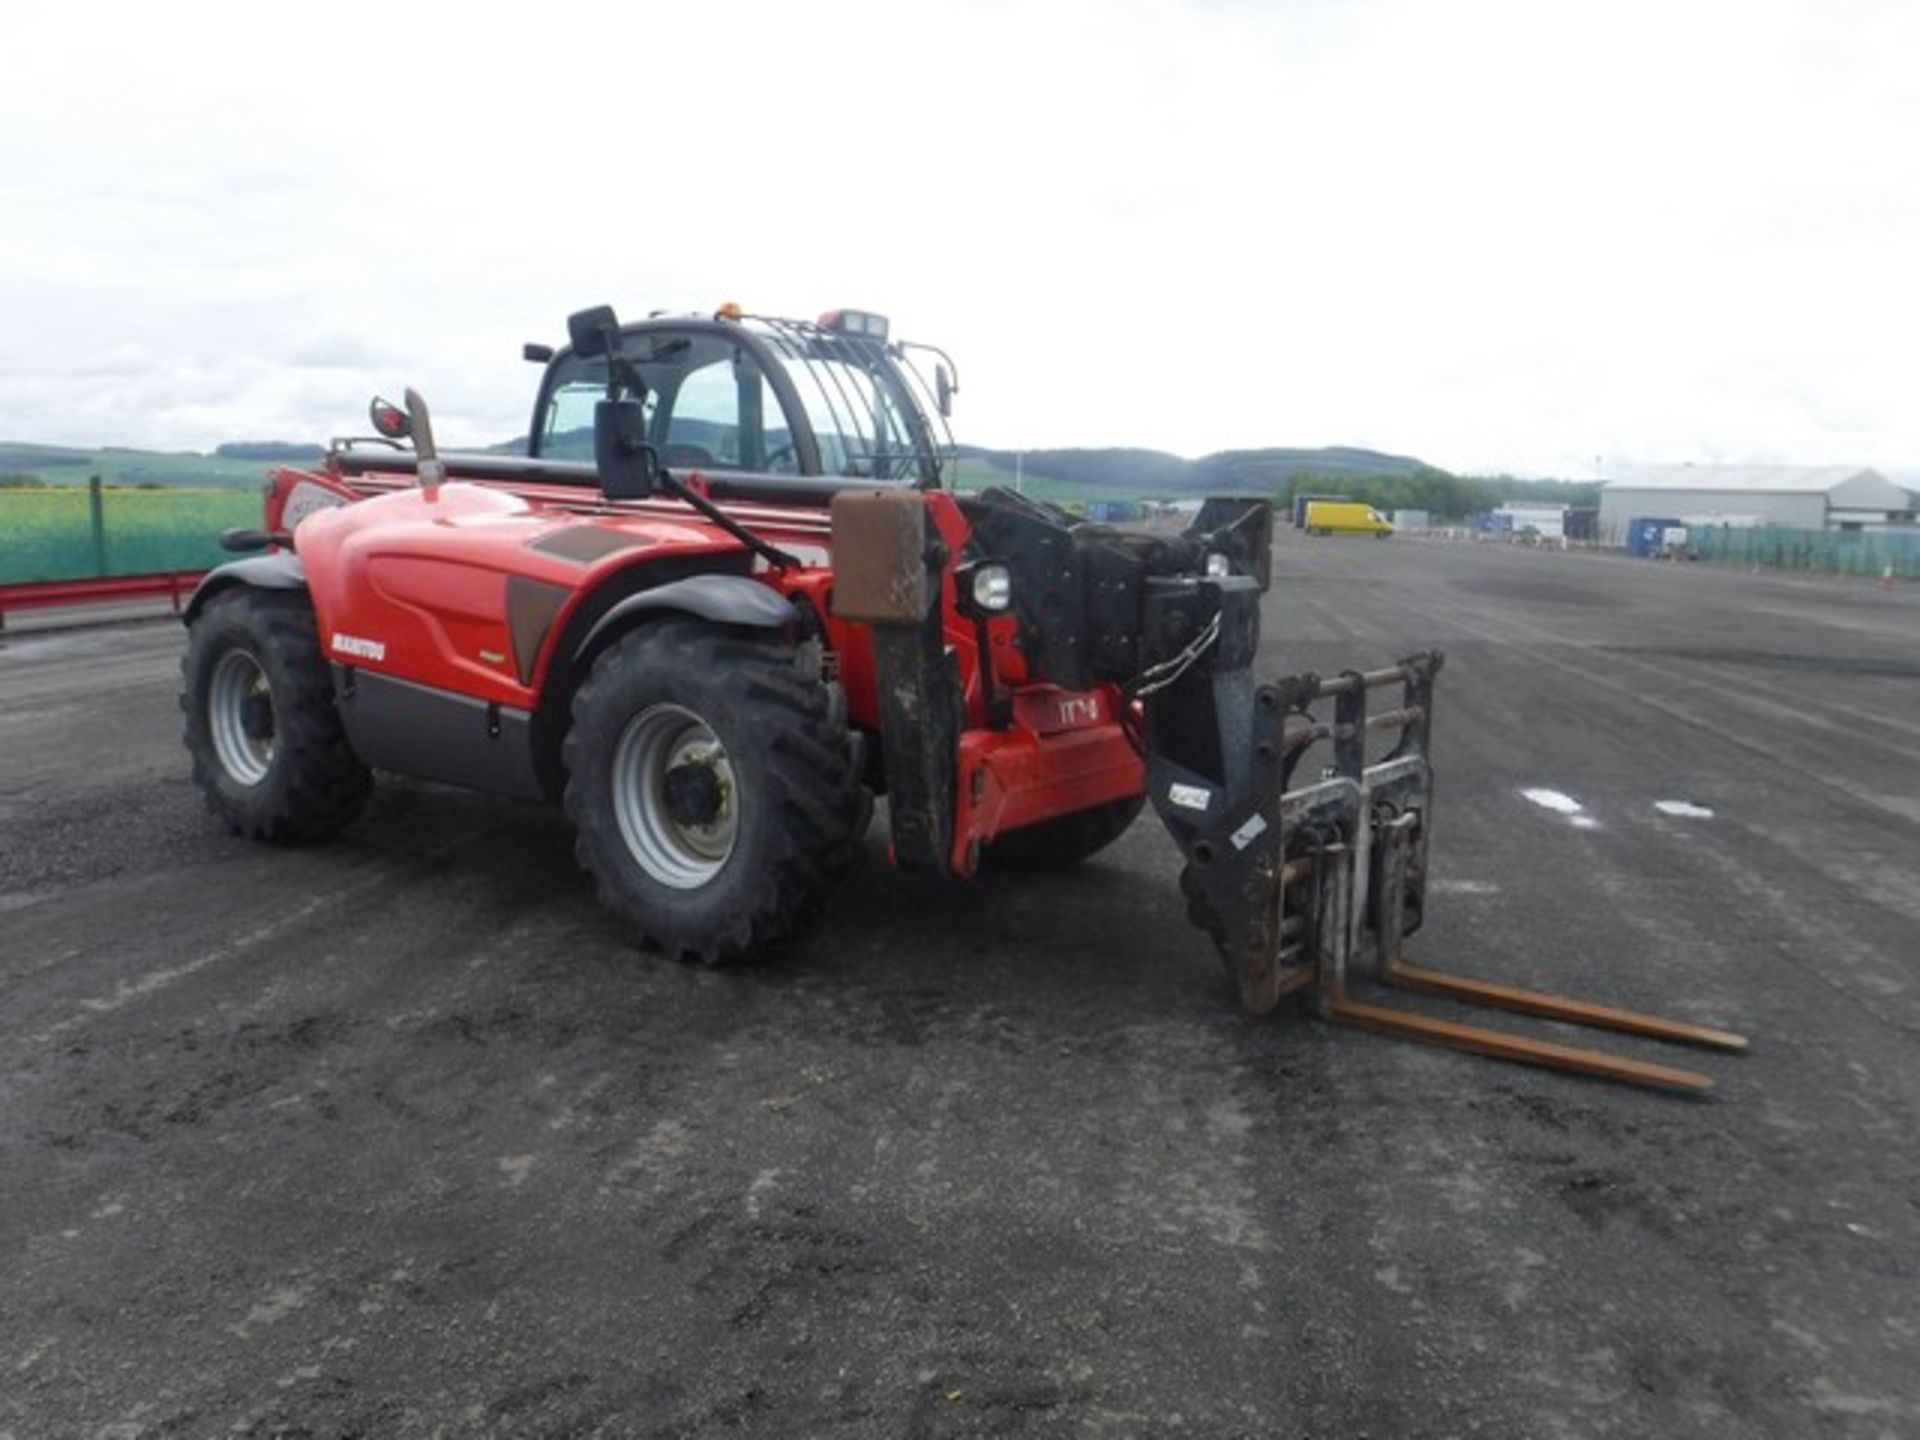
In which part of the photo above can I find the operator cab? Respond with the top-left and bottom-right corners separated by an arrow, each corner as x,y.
527,306 -> 957,496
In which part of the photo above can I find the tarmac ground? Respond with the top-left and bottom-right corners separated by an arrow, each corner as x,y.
2,533 -> 1917,1437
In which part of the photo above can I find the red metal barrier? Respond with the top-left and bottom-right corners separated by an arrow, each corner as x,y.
0,570 -> 205,629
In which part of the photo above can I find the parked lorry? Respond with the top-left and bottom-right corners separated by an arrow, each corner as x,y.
179,303 -> 1744,1091
1303,500 -> 1394,537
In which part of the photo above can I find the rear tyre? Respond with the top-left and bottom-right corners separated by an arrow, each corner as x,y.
563,618 -> 868,964
983,793 -> 1145,871
181,588 -> 372,842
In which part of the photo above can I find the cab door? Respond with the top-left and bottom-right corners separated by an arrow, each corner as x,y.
653,339 -> 794,475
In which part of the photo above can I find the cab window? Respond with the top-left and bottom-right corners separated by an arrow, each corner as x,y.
773,347 -> 925,481
541,378 -> 652,461
537,332 -> 792,473
662,358 -> 744,469
761,376 -> 798,472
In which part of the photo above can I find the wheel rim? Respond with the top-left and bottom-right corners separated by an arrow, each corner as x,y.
611,703 -> 739,889
208,648 -> 275,786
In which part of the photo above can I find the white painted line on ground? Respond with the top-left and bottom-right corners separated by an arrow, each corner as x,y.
1521,787 -> 1602,831
1521,788 -> 1585,815
1655,800 -> 1716,818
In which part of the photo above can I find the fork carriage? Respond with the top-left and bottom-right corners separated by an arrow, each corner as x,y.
1143,631 -> 1746,1093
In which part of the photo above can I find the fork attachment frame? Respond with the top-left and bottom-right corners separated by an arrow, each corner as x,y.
1138,584 -> 1746,1094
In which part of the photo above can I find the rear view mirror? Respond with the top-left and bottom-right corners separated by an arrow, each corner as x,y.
595,398 -> 658,500
935,363 -> 955,419
369,396 -> 411,440
567,305 -> 621,359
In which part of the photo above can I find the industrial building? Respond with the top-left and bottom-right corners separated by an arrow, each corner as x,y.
1598,465 -> 1915,540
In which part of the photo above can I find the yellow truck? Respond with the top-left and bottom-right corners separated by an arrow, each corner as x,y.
1303,500 -> 1394,537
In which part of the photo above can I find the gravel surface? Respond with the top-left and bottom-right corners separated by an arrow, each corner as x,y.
3,534 -> 1917,1438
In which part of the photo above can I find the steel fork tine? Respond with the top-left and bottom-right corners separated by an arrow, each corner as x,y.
1382,958 -> 1748,1053
1325,995 -> 1717,1095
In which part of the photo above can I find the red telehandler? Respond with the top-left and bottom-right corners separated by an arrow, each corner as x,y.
181,303 -> 1745,1092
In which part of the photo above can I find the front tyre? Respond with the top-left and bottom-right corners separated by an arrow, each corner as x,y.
180,588 -> 372,842
563,619 -> 868,964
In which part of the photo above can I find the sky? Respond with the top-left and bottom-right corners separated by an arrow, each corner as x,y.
3,0 -> 1918,479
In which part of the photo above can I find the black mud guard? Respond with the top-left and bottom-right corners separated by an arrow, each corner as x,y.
182,553 -> 307,625
574,574 -> 798,658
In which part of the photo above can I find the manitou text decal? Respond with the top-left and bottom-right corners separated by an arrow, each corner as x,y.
1057,695 -> 1102,728
1013,688 -> 1109,736
331,633 -> 386,662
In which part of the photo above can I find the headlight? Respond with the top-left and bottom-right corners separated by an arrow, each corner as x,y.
970,562 -> 1013,613
1204,551 -> 1232,578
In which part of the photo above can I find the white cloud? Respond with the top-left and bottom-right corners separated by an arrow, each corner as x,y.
1,0 -> 1917,477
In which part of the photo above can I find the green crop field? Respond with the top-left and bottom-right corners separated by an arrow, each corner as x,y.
0,487 -> 259,584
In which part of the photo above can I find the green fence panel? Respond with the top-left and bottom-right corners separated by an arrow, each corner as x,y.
0,486 -> 260,585
1690,524 -> 1920,581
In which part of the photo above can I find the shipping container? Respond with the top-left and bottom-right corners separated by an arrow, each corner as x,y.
1626,516 -> 1685,557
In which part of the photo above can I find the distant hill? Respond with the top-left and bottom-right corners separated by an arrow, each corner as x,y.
0,442 -> 96,471
1198,446 -> 1436,489
958,446 -> 1191,491
212,442 -> 327,462
0,440 -> 304,489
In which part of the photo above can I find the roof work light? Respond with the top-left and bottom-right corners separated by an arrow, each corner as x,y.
818,309 -> 889,341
